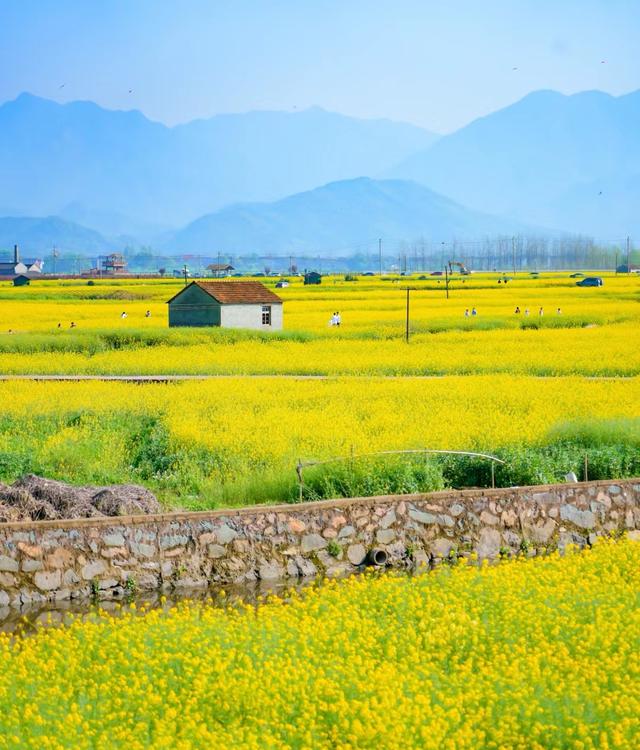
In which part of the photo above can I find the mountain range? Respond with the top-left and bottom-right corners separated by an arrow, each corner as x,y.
389,89 -> 640,239
0,93 -> 436,229
0,88 -> 638,256
165,178 -> 532,254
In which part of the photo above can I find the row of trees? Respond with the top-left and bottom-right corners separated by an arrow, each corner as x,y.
43,235 -> 636,275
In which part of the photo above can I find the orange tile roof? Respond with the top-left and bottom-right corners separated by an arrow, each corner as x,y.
168,280 -> 282,305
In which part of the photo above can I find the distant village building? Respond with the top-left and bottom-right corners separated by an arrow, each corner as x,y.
167,281 -> 283,330
0,245 -> 44,276
617,263 -> 639,274
304,271 -> 322,285
206,263 -> 235,277
13,274 -> 32,287
101,253 -> 127,275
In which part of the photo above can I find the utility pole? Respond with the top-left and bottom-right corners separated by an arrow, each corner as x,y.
444,265 -> 450,299
400,287 -> 416,342
378,238 -> 382,276
183,264 -> 189,286
626,235 -> 631,273
512,236 -> 516,276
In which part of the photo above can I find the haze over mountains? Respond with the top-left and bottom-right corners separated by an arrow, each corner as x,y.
390,89 -> 640,239
0,88 -> 637,258
0,93 -> 436,228
167,178 -> 531,255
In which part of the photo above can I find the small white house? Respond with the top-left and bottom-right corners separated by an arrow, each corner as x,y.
167,280 -> 283,330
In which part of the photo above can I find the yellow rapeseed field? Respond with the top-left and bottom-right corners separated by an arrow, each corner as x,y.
0,375 -> 638,504
1,539 -> 639,749
0,273 -> 638,375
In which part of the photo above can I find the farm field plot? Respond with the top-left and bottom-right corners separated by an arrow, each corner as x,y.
0,273 -> 638,376
0,375 -> 638,507
1,539 -> 639,749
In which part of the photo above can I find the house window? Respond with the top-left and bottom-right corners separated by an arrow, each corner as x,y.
261,305 -> 272,325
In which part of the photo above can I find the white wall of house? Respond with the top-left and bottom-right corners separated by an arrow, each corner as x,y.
220,303 -> 283,331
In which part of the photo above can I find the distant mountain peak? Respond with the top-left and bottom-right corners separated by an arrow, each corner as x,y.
165,177 -> 534,255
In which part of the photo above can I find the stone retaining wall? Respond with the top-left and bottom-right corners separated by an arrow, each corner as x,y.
1,478 -> 639,607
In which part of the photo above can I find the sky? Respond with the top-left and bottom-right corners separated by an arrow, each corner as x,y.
0,0 -> 639,133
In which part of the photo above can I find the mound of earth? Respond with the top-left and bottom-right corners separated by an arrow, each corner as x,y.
0,475 -> 160,523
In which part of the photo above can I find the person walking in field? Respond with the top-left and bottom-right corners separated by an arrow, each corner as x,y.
464,308 -> 470,317
514,306 -> 521,314
328,312 -> 337,326
335,311 -> 341,327
145,310 -> 151,318
539,307 -> 544,317
556,307 -> 562,315
121,311 -> 128,319
471,307 -> 477,316
524,308 -> 530,316
70,321 -> 76,328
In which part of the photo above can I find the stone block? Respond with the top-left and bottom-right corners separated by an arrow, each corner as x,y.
409,509 -> 437,525
258,560 -> 285,581
477,528 -> 501,559
338,525 -> 355,539
376,529 -> 395,545
63,569 -> 80,586
379,509 -> 396,529
287,519 -> 306,534
130,542 -> 155,558
160,535 -> 189,550
301,534 -> 327,553
81,561 -> 107,580
437,515 -> 455,528
22,559 -> 43,573
214,524 -> 237,544
98,578 -> 119,591
294,556 -> 318,577
430,538 -> 454,558
524,519 -> 556,544
0,573 -> 16,587
103,533 -> 126,547
346,544 -> 366,565
0,555 -> 19,573
480,511 -> 499,526
560,504 -> 596,530
34,570 -> 62,591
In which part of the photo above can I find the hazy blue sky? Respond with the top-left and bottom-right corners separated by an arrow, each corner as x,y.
1,0 -> 639,132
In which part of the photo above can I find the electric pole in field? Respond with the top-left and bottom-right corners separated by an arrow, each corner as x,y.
183,264 -> 189,286
378,238 -> 382,276
626,236 -> 631,273
444,264 -> 450,299
400,287 -> 417,342
512,236 -> 516,275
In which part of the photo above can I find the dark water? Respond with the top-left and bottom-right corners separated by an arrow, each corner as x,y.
0,573 -> 362,636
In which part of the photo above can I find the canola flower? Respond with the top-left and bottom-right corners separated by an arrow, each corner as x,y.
0,539 -> 639,749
